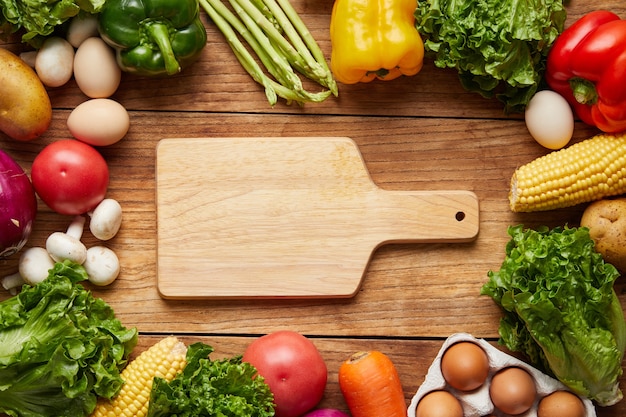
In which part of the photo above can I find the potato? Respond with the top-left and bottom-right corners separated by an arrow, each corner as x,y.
0,48 -> 52,141
581,198 -> 626,273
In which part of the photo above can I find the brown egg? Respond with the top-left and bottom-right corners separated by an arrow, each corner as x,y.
73,37 -> 121,98
440,341 -> 490,391
489,367 -> 536,415
538,390 -> 586,417
415,390 -> 463,417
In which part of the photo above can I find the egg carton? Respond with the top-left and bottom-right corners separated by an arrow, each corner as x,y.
407,333 -> 596,417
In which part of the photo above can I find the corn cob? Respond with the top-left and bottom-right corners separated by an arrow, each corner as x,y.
90,336 -> 188,417
510,133 -> 626,212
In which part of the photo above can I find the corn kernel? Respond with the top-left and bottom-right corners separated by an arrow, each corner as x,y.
90,336 -> 187,417
510,133 -> 626,212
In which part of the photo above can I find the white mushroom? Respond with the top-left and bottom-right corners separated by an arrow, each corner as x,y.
46,215 -> 87,264
66,13 -> 100,48
83,246 -> 120,286
1,247 -> 55,293
89,198 -> 122,241
19,247 -> 55,285
35,36 -> 75,87
1,272 -> 25,295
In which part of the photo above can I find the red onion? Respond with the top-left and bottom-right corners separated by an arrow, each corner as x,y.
0,149 -> 37,258
301,409 -> 351,417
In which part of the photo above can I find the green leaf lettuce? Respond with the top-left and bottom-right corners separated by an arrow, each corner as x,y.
481,225 -> 626,406
0,260 -> 138,417
0,0 -> 105,45
414,0 -> 567,113
147,342 -> 275,417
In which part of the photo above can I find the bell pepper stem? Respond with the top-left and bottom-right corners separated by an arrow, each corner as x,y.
570,77 -> 598,106
145,21 -> 181,75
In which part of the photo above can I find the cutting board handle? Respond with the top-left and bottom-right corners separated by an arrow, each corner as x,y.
369,189 -> 479,244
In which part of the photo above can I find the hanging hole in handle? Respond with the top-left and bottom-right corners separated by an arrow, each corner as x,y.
455,211 -> 466,222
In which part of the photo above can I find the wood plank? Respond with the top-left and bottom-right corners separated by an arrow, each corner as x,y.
1,0 -> 625,415
0,112 -> 618,339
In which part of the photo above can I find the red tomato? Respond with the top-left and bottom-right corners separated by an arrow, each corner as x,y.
31,139 -> 109,215
243,330 -> 328,417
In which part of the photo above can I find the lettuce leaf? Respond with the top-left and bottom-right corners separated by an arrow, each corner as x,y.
0,260 -> 138,417
482,225 -> 626,406
0,0 -> 105,46
415,0 -> 567,113
147,342 -> 275,417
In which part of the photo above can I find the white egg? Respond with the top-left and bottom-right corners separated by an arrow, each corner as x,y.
525,90 -> 575,150
67,99 -> 130,146
73,37 -> 122,98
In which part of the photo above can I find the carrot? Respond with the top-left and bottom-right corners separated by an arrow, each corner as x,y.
338,350 -> 407,417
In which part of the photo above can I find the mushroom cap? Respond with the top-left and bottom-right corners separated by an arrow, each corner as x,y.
83,245 -> 120,286
89,198 -> 122,241
46,231 -> 87,264
19,247 -> 55,285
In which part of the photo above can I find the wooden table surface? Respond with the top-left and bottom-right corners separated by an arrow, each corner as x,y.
1,0 -> 626,415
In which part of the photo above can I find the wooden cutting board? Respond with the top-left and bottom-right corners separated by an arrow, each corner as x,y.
156,137 -> 480,299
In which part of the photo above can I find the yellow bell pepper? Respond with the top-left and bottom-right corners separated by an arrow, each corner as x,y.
329,0 -> 424,84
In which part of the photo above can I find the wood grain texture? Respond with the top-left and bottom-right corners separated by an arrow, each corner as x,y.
0,0 -> 625,414
2,114 -> 605,337
156,137 -> 478,298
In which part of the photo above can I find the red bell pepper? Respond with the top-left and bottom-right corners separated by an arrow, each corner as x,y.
546,10 -> 626,133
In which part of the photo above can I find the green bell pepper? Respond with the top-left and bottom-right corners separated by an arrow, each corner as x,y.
98,0 -> 207,76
